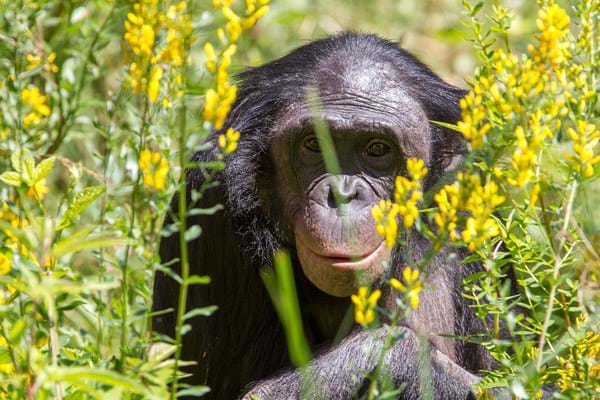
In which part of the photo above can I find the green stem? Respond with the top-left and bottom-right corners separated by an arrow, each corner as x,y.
535,179 -> 577,370
170,100 -> 189,400
118,98 -> 149,371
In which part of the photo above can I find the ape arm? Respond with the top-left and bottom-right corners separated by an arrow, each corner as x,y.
242,326 -> 479,400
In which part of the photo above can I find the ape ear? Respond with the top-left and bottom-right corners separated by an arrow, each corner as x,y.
414,81 -> 468,186
433,122 -> 467,173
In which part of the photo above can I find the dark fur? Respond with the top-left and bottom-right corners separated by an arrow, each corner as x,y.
154,33 -> 497,399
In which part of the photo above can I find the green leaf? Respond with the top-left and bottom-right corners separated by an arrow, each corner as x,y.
183,305 -> 218,321
0,347 -> 11,364
46,367 -> 150,397
52,233 -> 131,257
176,386 -> 211,397
148,342 -> 176,364
34,157 -> 56,180
184,225 -> 202,242
0,171 -> 23,186
8,319 -> 26,343
58,186 -> 105,230
261,250 -> 311,367
187,275 -> 211,285
187,204 -> 223,216
11,149 -> 34,181
431,120 -> 461,132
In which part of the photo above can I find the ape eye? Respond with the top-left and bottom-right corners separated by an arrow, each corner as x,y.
303,136 -> 320,153
366,141 -> 390,157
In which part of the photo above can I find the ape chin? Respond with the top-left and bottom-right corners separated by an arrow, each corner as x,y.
154,33 -> 507,400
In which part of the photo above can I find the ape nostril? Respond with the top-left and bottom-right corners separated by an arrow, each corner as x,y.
327,188 -> 350,208
328,176 -> 359,207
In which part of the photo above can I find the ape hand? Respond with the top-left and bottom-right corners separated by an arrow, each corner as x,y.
242,327 -> 480,400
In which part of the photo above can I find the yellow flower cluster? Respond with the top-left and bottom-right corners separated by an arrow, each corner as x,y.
434,173 -> 504,251
0,200 -> 32,262
0,252 -> 10,275
556,315 -> 600,391
371,158 -> 427,248
215,0 -> 269,42
351,286 -> 381,326
124,0 -> 191,105
372,199 -> 399,248
203,0 -> 269,130
565,120 -> 599,178
459,174 -> 504,251
25,52 -> 58,73
218,127 -> 241,155
459,2 -> 573,155
457,82 -> 491,149
138,149 -> 169,190
509,112 -> 553,187
0,335 -> 13,374
20,86 -> 51,127
394,158 -> 427,228
390,266 -> 422,309
203,43 -> 238,129
528,1 -> 571,70
433,184 -> 460,241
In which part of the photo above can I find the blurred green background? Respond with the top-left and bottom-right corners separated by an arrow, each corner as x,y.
234,0 -> 539,86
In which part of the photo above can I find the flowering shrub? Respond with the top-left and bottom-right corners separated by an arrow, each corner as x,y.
353,0 -> 598,398
0,0 -> 265,398
0,0 -> 596,399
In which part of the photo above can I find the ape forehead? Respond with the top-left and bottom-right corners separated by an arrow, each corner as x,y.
273,61 -> 432,160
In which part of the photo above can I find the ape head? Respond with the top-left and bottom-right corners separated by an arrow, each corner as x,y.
218,33 -> 466,297
157,33 -> 482,399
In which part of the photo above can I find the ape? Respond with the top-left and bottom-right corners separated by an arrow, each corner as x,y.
154,33 -> 497,399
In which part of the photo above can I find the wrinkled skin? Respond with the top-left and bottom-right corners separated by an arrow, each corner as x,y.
153,33 -> 526,400
271,66 -> 431,296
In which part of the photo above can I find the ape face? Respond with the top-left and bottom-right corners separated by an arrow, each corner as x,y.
270,60 -> 432,296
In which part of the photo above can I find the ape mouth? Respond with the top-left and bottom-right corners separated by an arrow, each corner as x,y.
296,233 -> 387,271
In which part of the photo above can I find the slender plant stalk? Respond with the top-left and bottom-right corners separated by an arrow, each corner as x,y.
171,101 -> 189,400
118,98 -> 149,370
535,179 -> 578,370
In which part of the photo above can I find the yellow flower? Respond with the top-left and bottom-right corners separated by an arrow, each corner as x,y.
529,1 -> 571,69
124,11 -> 156,57
393,157 -> 427,228
25,53 -> 42,70
351,286 -> 381,326
47,52 -> 59,73
565,120 -> 599,178
204,42 -> 217,73
0,253 -> 11,275
21,86 -> 51,126
433,173 -> 504,251
0,335 -> 14,374
433,183 -> 460,241
202,2 -> 268,128
458,88 -> 491,149
218,127 -> 241,155
371,199 -> 399,248
509,116 -> 551,187
147,65 -> 163,103
138,149 -> 169,190
390,266 -> 422,309
26,178 -> 49,201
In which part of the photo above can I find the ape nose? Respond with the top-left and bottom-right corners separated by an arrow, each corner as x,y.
327,176 -> 360,207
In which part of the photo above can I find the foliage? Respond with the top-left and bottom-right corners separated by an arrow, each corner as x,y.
352,0 -> 599,398
0,0 -> 265,398
0,0 -> 597,399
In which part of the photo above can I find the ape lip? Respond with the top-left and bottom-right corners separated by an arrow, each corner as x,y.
298,236 -> 386,270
